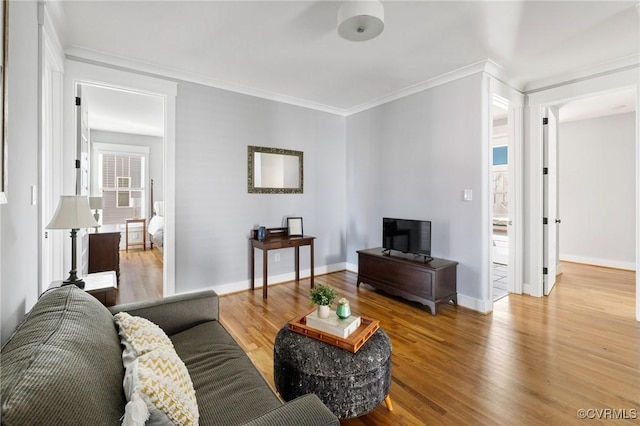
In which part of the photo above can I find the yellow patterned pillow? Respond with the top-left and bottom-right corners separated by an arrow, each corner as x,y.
114,312 -> 174,368
122,349 -> 199,426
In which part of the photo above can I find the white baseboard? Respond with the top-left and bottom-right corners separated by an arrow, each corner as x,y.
212,263 -> 347,295
213,263 -> 494,316
560,254 -> 636,271
457,294 -> 493,314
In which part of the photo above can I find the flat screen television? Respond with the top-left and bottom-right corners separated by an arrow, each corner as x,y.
382,217 -> 432,259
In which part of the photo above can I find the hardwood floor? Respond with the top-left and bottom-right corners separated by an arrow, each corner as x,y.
116,247 -> 163,304
219,263 -> 639,425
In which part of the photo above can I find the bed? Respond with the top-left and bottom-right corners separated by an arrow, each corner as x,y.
148,179 -> 164,252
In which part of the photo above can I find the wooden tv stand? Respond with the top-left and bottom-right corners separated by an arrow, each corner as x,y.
356,248 -> 458,315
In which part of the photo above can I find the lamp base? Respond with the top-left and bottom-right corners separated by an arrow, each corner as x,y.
62,269 -> 85,289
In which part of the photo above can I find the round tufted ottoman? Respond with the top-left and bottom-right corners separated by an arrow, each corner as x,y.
274,324 -> 392,419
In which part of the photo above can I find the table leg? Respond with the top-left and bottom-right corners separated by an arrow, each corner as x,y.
384,395 -> 394,411
125,222 -> 129,252
295,246 -> 300,282
142,222 -> 146,251
310,239 -> 315,288
250,247 -> 255,291
262,248 -> 268,299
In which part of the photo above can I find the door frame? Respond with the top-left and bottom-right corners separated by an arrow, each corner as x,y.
62,60 -> 177,297
542,106 -> 559,295
525,66 -> 639,321
488,77 -> 525,304
39,4 -> 65,294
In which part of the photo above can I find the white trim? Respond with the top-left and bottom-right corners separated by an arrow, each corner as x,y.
66,48 -> 528,118
92,142 -> 149,155
525,54 -> 640,93
345,60 -> 490,116
457,293 -> 493,314
559,255 -> 635,272
65,46 -> 344,116
636,80 -> 640,322
63,59 -> 177,297
526,67 -> 639,321
481,73 -> 493,311
346,262 -> 358,273
212,263 -> 346,296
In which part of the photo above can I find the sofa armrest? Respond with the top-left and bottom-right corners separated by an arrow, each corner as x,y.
241,394 -> 339,426
108,290 -> 219,335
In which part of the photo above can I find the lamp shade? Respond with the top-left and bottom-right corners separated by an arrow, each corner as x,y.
46,196 -> 99,229
89,196 -> 103,210
338,0 -> 384,42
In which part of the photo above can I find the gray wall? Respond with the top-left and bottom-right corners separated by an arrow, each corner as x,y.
559,112 -> 636,269
346,74 -> 486,302
175,82 -> 346,293
1,1 -> 39,344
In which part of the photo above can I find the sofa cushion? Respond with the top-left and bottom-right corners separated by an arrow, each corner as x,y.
1,286 -> 126,425
114,311 -> 174,368
169,321 -> 282,426
123,348 -> 199,426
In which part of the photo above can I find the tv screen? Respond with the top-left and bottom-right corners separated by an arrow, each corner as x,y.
382,218 -> 431,257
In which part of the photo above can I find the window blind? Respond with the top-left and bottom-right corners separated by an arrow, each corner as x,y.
100,153 -> 145,224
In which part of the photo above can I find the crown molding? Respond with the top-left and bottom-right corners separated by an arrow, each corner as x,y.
65,46 -> 347,116
344,59 -> 525,116
344,60 -> 489,116
524,54 -> 640,94
62,43 -> 640,117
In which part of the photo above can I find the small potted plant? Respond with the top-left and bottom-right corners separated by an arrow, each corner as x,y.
309,283 -> 338,318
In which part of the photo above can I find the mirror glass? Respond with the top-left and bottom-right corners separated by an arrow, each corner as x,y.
248,146 -> 303,194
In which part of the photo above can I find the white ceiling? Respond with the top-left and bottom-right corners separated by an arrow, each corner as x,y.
83,85 -> 165,137
54,1 -> 639,134
559,88 -> 636,123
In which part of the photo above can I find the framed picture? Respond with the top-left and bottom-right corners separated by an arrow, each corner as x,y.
287,217 -> 303,237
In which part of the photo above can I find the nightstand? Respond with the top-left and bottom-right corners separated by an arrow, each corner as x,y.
89,229 -> 121,283
49,271 -> 118,307
125,218 -> 146,251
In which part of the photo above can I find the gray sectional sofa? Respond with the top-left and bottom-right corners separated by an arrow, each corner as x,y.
1,286 -> 338,425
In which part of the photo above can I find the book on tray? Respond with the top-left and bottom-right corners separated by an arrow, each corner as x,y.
305,309 -> 361,338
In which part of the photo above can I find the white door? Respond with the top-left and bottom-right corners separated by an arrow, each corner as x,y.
41,39 -> 64,292
76,85 -> 91,276
543,107 -> 560,295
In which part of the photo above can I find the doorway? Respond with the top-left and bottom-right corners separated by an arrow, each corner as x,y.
528,67 -> 639,320
61,60 -> 177,297
488,80 -> 525,308
81,83 -> 165,302
491,95 -> 510,301
556,90 -> 636,272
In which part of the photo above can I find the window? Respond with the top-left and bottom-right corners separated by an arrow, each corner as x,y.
100,152 -> 146,224
116,177 -> 131,207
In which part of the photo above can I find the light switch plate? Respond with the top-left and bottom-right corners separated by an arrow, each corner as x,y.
31,185 -> 37,205
463,189 -> 472,201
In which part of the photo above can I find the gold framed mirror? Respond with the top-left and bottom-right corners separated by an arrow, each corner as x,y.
247,146 -> 303,194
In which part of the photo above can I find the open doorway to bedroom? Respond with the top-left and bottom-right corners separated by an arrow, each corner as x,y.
492,95 -> 510,301
81,83 -> 165,303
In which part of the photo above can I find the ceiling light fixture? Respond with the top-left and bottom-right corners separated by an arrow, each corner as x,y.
338,1 -> 384,42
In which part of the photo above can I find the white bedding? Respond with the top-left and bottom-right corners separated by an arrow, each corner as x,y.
148,215 -> 164,247
148,215 -> 164,235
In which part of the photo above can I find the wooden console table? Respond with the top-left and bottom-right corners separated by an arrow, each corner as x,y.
250,227 -> 315,299
357,247 -> 457,315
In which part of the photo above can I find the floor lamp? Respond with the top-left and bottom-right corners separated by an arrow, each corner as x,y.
46,196 -> 98,288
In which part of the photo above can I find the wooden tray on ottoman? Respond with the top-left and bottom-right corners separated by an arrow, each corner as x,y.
288,308 -> 380,353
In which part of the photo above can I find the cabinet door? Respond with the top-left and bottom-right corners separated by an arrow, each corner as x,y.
88,233 -> 120,276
